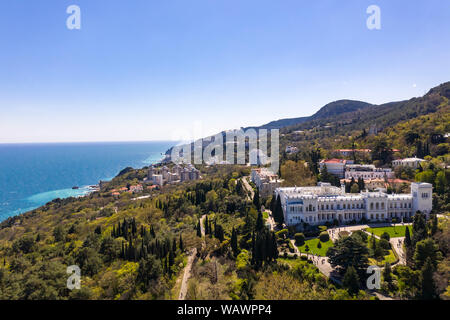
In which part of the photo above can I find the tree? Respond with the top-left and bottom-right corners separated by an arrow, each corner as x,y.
294,233 -> 305,246
204,216 -> 209,235
269,195 -> 276,213
280,160 -> 316,187
136,255 -> 162,289
179,234 -> 184,251
273,195 -> 284,225
253,188 -> 261,212
343,266 -> 360,296
404,226 -> 412,247
350,183 -> 359,194
435,171 -> 447,195
196,221 -> 202,237
412,212 -> 427,248
414,238 -> 440,270
327,234 -> 369,277
431,214 -> 438,235
256,211 -> 264,231
381,232 -> 390,241
383,262 -> 392,284
319,231 -> 329,242
371,137 -> 393,165
231,227 -> 239,256
420,257 -> 437,299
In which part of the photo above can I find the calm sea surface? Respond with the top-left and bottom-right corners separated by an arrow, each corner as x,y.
0,141 -> 174,221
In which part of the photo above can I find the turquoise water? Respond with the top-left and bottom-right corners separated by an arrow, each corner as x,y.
0,141 -> 173,221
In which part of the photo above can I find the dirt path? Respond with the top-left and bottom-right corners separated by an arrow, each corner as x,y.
178,248 -> 197,300
178,214 -> 206,300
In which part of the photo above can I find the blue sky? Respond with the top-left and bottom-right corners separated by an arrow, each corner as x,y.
0,0 -> 449,143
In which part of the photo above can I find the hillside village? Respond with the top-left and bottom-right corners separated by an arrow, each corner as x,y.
0,82 -> 448,300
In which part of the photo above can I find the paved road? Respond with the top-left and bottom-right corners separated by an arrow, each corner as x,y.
289,239 -> 340,284
390,237 -> 406,265
241,176 -> 254,200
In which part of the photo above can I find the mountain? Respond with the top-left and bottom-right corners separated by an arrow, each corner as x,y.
165,81 -> 450,160
281,81 -> 450,135
246,100 -> 373,130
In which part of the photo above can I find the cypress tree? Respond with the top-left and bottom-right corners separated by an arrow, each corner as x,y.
231,227 -> 238,256
169,248 -> 175,267
383,262 -> 392,284
274,195 -> 284,225
251,231 -> 256,265
256,211 -> 264,231
404,226 -> 412,247
209,220 -> 213,238
420,257 -> 436,299
172,238 -> 177,252
253,188 -> 261,212
179,234 -> 184,252
150,225 -> 156,238
205,216 -> 209,235
431,214 -> 438,235
269,195 -> 276,213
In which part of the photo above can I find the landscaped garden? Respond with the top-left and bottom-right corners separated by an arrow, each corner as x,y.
365,225 -> 410,238
297,238 -> 334,256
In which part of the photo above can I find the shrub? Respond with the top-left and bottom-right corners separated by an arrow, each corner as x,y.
319,231 -> 330,242
379,239 -> 391,250
295,233 -> 305,246
381,232 -> 390,241
352,230 -> 368,242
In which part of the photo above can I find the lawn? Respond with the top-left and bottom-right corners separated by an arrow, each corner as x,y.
365,225 -> 410,238
296,238 -> 334,257
368,249 -> 398,267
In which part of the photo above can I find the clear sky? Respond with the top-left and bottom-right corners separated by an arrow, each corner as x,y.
0,0 -> 449,143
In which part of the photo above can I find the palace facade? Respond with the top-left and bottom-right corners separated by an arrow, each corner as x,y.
275,182 -> 432,226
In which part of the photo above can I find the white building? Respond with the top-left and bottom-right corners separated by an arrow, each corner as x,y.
275,182 -> 432,226
392,157 -> 426,169
319,159 -> 353,178
251,168 -> 283,197
147,164 -> 200,186
345,164 -> 395,180
152,174 -> 164,187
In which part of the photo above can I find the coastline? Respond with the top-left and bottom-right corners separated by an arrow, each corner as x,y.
0,142 -> 175,223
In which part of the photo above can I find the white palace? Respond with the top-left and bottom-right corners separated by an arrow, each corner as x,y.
275,182 -> 432,226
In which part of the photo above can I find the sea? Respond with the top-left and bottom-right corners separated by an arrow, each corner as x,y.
0,141 -> 174,222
